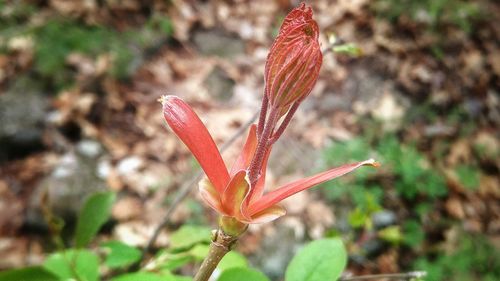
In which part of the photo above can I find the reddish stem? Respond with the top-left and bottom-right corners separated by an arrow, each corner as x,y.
270,101 -> 299,144
248,108 -> 278,187
257,94 -> 268,138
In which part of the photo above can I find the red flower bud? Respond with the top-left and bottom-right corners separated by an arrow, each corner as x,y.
264,3 -> 322,111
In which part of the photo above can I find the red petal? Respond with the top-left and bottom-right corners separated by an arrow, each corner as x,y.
221,170 -> 250,219
161,95 -> 229,193
229,125 -> 258,176
248,204 -> 286,224
248,159 -> 378,215
199,178 -> 225,214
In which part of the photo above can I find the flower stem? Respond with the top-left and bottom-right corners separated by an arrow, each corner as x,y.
193,230 -> 239,281
248,108 -> 278,187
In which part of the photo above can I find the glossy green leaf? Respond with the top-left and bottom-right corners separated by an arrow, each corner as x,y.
169,225 -> 211,250
101,240 -> 142,268
188,244 -> 210,261
75,191 -> 116,247
218,251 -> 248,272
218,267 -> 269,281
44,249 -> 99,281
285,238 -> 347,281
0,266 -> 58,281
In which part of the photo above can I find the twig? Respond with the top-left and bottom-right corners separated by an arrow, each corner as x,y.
340,271 -> 427,281
140,109 -> 259,258
193,230 -> 238,281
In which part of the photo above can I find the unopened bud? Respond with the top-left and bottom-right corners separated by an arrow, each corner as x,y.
264,3 -> 322,112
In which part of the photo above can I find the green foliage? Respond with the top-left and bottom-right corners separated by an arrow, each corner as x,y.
455,164 -> 480,190
285,238 -> 347,281
379,135 -> 447,199
403,220 -> 425,247
372,0 -> 482,33
378,225 -> 403,244
414,234 -> 500,281
75,191 -> 116,248
111,271 -> 189,281
101,241 -> 142,268
169,225 -> 211,251
218,251 -> 249,272
0,266 -> 58,281
218,268 -> 270,281
44,249 -> 99,281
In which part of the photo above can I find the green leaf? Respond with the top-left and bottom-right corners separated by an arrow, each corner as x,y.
218,267 -> 269,281
0,266 -> 59,281
101,240 -> 142,268
169,225 -> 211,250
455,164 -> 480,190
218,251 -> 248,272
403,220 -> 425,247
75,191 -> 116,247
378,226 -> 403,244
188,244 -> 210,261
44,249 -> 99,281
285,238 -> 347,281
111,272 -> 176,281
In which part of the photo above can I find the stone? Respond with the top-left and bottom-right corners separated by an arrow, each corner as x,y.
0,78 -> 48,162
372,210 -> 397,229
192,29 -> 245,59
26,152 -> 107,229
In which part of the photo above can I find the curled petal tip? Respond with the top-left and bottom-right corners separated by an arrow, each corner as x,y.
364,159 -> 380,167
158,94 -> 174,105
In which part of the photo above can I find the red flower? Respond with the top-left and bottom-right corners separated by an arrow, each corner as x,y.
265,3 -> 322,112
161,96 -> 377,228
161,3 -> 377,235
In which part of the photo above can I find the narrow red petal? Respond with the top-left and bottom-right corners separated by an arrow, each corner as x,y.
229,124 -> 258,176
161,95 -> 229,193
248,159 -> 379,215
199,178 -> 225,214
221,170 -> 250,219
248,204 -> 286,224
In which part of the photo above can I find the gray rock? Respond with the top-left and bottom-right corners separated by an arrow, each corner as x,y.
76,139 -> 103,158
250,222 -> 304,280
0,78 -> 48,162
372,210 -> 397,229
204,66 -> 234,101
26,151 -> 107,229
192,29 -> 245,59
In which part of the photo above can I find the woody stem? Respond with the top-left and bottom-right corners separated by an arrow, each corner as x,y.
248,108 -> 279,187
193,230 -> 238,281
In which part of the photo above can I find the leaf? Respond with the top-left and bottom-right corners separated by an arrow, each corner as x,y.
0,266 -> 58,281
75,191 -> 116,247
169,225 -> 211,250
217,251 -> 248,272
218,267 -> 269,281
44,249 -> 99,281
101,240 -> 142,268
188,244 -> 210,261
285,238 -> 347,281
111,272 -> 177,281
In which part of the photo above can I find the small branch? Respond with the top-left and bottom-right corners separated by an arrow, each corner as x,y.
137,110 -> 259,265
193,230 -> 238,281
340,271 -> 427,281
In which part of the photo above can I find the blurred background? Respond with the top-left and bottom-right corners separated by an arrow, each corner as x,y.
0,0 -> 498,280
